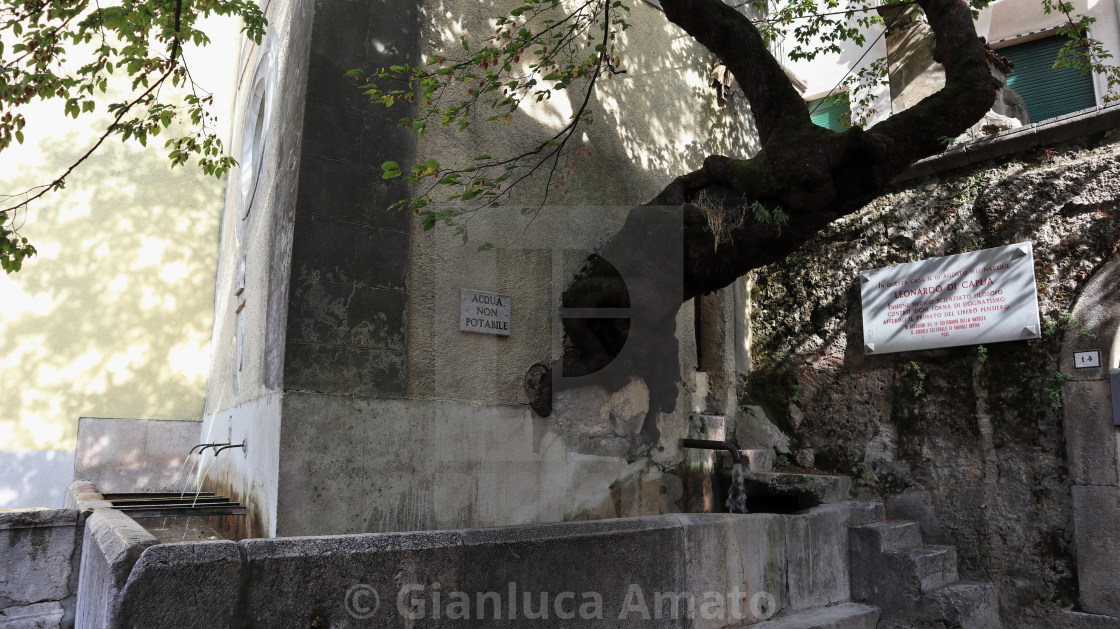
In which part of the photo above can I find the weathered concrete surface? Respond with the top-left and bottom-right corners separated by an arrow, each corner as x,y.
748,602 -> 879,629
0,602 -> 64,629
1071,485 -> 1120,617
730,405 -> 791,454
1051,610 -> 1120,628
675,513 -> 788,625
115,542 -> 243,627
74,417 -> 200,493
0,509 -> 77,612
83,505 -> 882,628
73,509 -> 156,628
747,133 -> 1120,624
745,473 -> 853,508
912,582 -> 1000,629
273,392 -> 645,536
783,505 -> 850,612
241,529 -> 465,628
851,520 -> 1000,628
1061,242 -> 1120,618
1061,379 -> 1120,487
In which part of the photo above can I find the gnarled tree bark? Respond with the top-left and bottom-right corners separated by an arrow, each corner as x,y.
540,0 -> 999,439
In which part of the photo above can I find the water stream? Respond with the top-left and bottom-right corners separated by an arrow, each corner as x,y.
725,463 -> 749,514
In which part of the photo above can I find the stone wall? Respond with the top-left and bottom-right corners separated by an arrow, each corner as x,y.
744,126 -> 1120,624
74,501 -> 880,628
0,508 -> 81,628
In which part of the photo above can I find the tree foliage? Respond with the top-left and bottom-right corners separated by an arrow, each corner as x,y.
0,0 -> 265,272
355,0 -> 1116,422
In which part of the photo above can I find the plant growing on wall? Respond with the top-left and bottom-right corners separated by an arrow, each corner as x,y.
901,361 -> 926,397
359,0 -> 1118,426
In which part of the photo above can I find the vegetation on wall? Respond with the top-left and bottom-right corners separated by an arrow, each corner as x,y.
0,0 -> 266,271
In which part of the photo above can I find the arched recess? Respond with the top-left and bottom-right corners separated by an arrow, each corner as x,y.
1060,250 -> 1120,618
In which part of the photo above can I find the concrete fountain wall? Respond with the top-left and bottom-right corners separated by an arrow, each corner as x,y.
194,0 -> 760,538
69,486 -> 881,628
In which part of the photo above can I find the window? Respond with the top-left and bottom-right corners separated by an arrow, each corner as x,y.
1000,35 -> 1096,123
807,94 -> 850,131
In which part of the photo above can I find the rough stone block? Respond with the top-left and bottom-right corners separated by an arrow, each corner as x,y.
902,546 -> 957,592
459,517 -> 687,628
0,509 -> 78,607
0,601 -> 64,629
116,542 -> 243,627
747,602 -> 880,629
849,521 -> 922,609
851,522 -> 921,556
1063,380 -> 1120,486
744,473 -> 852,509
674,513 -> 787,627
742,449 -> 774,472
1072,485 -> 1120,616
784,505 -> 850,611
845,500 -> 885,527
916,582 -> 1000,629
74,509 -> 157,628
241,530 -> 465,628
1051,610 -> 1120,628
65,482 -> 96,510
885,487 -> 943,541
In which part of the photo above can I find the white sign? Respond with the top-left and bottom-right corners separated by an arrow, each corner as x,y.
1074,350 -> 1101,369
460,289 -> 511,336
861,242 -> 1041,354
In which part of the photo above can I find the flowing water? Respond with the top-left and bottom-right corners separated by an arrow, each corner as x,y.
725,463 -> 749,514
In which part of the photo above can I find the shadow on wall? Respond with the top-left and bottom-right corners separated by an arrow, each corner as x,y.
0,131 -> 221,456
0,449 -> 75,508
415,0 -> 761,212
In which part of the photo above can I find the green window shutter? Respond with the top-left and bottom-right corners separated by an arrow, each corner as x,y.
1001,35 -> 1097,123
807,95 -> 850,131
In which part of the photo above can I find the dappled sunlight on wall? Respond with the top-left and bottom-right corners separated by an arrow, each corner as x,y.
413,0 -> 760,212
0,131 -> 222,451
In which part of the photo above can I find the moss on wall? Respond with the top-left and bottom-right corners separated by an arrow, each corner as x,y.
746,132 -> 1120,623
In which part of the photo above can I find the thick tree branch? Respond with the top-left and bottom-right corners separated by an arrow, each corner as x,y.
660,0 -> 812,143
869,0 -> 999,171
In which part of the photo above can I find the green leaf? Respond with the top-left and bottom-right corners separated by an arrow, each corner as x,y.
477,242 -> 495,252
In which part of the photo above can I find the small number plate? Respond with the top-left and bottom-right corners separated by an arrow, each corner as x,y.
1074,350 -> 1101,369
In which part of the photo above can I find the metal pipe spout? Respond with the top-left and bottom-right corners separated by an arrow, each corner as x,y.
681,438 -> 742,466
213,442 -> 245,455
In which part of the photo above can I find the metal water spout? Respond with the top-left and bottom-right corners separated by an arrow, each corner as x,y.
681,438 -> 742,465
212,441 -> 246,455
189,443 -> 229,455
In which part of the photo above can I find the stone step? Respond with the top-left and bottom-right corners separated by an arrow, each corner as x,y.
743,602 -> 881,629
916,581 -> 1001,629
850,521 -> 923,556
902,545 -> 958,593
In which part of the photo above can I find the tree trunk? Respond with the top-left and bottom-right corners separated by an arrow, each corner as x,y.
532,0 -> 999,435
